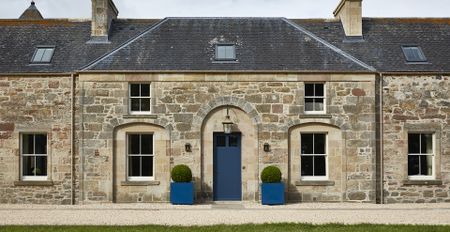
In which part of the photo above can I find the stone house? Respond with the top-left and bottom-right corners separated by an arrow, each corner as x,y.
0,0 -> 448,204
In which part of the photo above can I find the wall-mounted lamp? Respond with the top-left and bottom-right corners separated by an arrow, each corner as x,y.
185,143 -> 192,152
222,105 -> 234,134
263,143 -> 270,152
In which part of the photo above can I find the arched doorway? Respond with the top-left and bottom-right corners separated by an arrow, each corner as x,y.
201,106 -> 258,201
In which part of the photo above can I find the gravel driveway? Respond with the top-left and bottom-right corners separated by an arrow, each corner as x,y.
1,203 -> 450,226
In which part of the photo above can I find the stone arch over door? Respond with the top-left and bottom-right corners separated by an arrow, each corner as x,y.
288,122 -> 344,202
199,102 -> 260,201
112,122 -> 171,203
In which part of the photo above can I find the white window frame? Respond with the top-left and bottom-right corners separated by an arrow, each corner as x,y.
20,133 -> 48,181
126,133 -> 155,181
304,83 -> 326,114
408,133 -> 435,180
128,83 -> 152,115
300,133 -> 328,181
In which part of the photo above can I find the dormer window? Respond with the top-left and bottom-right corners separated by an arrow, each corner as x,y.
215,44 -> 236,61
402,46 -> 427,63
31,47 -> 55,63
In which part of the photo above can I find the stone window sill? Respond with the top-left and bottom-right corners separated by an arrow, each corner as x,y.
403,180 -> 442,186
121,180 -> 160,186
123,114 -> 158,119
14,181 -> 54,186
299,114 -> 332,119
295,180 -> 335,186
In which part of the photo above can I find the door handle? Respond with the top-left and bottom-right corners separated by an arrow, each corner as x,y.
242,166 -> 246,170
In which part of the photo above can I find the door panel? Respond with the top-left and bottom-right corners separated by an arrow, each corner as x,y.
213,133 -> 242,201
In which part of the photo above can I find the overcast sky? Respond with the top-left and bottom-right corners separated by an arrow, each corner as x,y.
1,0 -> 449,19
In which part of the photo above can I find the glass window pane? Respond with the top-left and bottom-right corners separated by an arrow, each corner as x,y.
140,99 -> 151,112
421,134 -> 433,154
403,47 -> 426,62
408,134 -> 420,154
305,98 -> 314,112
408,155 -> 420,175
141,84 -> 150,97
229,136 -> 238,147
315,84 -> 324,97
314,156 -> 326,176
225,46 -> 235,59
22,156 -> 35,176
41,48 -> 54,62
34,134 -> 47,155
33,49 -> 45,62
130,84 -> 140,97
128,134 -> 140,154
141,134 -> 153,155
420,155 -> 433,176
301,134 -> 314,154
35,156 -> 47,176
128,156 -> 141,177
314,134 -> 326,154
216,136 -> 226,147
217,46 -> 226,59
305,84 -> 315,96
301,156 -> 313,176
141,156 -> 153,177
130,99 -> 140,111
314,98 -> 324,112
22,134 -> 34,154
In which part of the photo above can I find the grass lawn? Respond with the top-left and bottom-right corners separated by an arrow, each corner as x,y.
1,224 -> 450,232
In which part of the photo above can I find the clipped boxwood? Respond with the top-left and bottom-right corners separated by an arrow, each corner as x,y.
171,164 -> 192,183
261,166 -> 282,183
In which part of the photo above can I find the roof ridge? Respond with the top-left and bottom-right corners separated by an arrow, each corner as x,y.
80,18 -> 169,71
282,18 -> 377,72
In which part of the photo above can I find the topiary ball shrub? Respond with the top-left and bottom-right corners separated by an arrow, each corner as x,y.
171,164 -> 193,183
261,166 -> 282,183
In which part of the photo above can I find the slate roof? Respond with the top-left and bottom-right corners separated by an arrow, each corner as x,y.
19,2 -> 43,20
85,18 -> 371,72
1,17 -> 450,73
295,18 -> 450,72
0,19 -> 159,73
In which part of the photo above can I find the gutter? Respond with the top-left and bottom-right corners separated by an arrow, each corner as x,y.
76,70 -> 376,75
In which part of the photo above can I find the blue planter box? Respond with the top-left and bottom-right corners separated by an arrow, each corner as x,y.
170,182 -> 194,205
261,183 -> 285,205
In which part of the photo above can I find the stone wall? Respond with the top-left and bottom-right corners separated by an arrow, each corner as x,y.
0,76 -> 73,204
383,75 -> 450,203
77,73 -> 376,203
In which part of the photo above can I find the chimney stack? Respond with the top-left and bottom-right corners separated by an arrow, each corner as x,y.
333,0 -> 363,38
90,0 -> 119,43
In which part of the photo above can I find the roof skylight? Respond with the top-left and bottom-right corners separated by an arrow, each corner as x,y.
31,47 -> 55,63
402,46 -> 427,63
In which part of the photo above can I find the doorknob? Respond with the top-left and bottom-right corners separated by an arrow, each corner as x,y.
242,166 -> 246,170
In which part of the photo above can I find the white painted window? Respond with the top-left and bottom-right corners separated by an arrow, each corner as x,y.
408,133 -> 434,180
21,133 -> 48,181
301,133 -> 328,180
127,134 -> 154,181
304,83 -> 326,114
129,83 -> 151,115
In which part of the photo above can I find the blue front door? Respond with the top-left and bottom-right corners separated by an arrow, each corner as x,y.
213,133 -> 242,201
